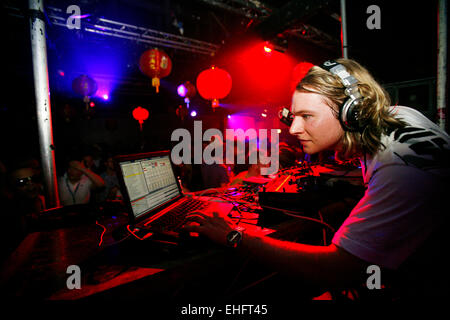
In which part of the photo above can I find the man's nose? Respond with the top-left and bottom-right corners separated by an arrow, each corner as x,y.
289,117 -> 304,136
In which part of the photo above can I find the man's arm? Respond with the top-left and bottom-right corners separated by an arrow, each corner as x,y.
82,167 -> 105,189
183,212 -> 368,289
70,161 -> 105,189
241,230 -> 368,288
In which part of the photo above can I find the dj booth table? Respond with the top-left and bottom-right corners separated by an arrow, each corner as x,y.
0,173 -> 361,302
0,207 -> 240,301
0,203 -> 262,300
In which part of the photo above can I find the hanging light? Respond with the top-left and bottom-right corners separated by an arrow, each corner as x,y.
139,48 -> 172,93
132,106 -> 149,131
72,74 -> 98,110
196,66 -> 232,111
177,81 -> 196,109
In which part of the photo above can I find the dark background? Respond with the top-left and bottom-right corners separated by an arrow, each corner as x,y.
0,0 -> 443,171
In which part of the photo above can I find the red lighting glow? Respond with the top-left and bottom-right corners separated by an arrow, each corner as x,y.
223,41 -> 295,106
290,61 -> 315,94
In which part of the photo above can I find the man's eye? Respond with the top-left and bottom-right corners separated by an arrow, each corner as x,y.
302,114 -> 312,119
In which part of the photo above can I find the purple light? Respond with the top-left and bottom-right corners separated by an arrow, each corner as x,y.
184,97 -> 190,109
102,94 -> 109,100
190,111 -> 197,117
225,114 -> 256,130
72,14 -> 91,19
227,115 -> 231,119
177,84 -> 187,97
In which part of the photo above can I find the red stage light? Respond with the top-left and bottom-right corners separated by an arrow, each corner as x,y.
230,41 -> 295,103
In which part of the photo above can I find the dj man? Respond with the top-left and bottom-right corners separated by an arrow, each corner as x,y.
184,59 -> 449,300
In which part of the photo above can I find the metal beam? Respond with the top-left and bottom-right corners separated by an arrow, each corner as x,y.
340,0 -> 348,58
198,0 -> 339,51
253,0 -> 331,40
28,0 -> 60,208
437,0 -> 447,130
43,6 -> 221,56
196,0 -> 271,19
288,23 -> 340,52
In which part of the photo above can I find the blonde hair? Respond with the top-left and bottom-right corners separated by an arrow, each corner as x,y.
296,58 -> 406,160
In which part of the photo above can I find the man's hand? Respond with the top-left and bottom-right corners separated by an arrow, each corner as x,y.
69,160 -> 86,172
69,160 -> 105,189
181,211 -> 236,246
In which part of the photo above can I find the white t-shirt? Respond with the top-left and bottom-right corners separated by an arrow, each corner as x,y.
332,106 -> 450,270
58,174 -> 94,206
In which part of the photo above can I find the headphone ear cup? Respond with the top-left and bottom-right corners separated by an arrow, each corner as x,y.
340,98 -> 364,132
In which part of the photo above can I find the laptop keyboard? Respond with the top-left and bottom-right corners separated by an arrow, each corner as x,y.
148,197 -> 208,232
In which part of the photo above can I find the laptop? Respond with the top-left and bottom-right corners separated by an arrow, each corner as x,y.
113,151 -> 234,238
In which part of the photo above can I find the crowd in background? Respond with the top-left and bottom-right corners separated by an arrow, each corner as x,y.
0,139 -> 302,263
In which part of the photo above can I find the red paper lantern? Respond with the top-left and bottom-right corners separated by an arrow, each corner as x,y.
139,48 -> 172,93
196,66 -> 232,110
72,74 -> 98,97
132,106 -> 149,131
176,104 -> 188,121
182,81 -> 196,99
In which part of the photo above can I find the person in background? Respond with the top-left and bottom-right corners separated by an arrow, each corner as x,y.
58,156 -> 105,206
174,162 -> 193,193
0,162 -> 46,261
8,165 -> 46,216
98,155 -> 122,202
229,151 -> 268,185
200,135 -> 230,189
82,153 -> 100,175
0,160 -> 15,263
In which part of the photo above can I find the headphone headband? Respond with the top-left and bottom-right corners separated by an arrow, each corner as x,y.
319,60 -> 365,132
320,60 -> 359,87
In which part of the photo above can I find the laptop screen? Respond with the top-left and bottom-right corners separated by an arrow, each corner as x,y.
117,153 -> 181,220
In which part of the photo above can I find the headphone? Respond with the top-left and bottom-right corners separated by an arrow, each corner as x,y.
319,60 -> 366,132
278,107 -> 294,126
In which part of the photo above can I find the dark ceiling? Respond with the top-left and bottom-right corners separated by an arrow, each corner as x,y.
3,0 -> 438,102
0,0 -> 440,159
3,0 -> 344,113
